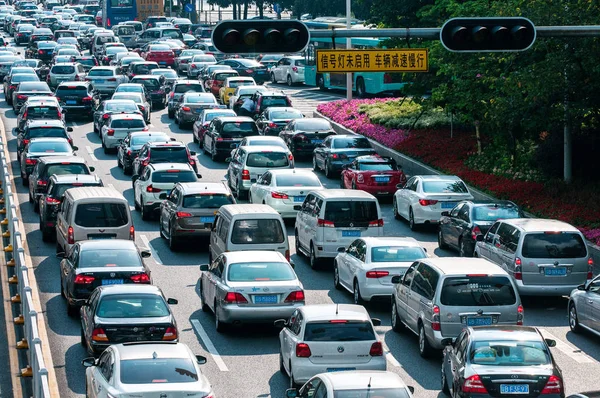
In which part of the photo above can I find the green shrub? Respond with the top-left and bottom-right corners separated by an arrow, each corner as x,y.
357,99 -> 451,130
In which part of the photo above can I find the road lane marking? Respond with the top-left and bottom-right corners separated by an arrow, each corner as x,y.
191,319 -> 229,372
375,329 -> 400,367
108,184 -> 114,189
139,234 -> 163,265
538,328 -> 594,363
85,145 -> 97,161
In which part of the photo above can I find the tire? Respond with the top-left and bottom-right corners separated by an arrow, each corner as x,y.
214,301 -> 227,333
193,133 -> 198,144
286,75 -> 292,86
409,207 -> 417,231
294,229 -> 303,257
324,160 -> 333,179
102,139 -> 109,154
80,328 -> 86,347
309,243 -> 319,269
134,196 -> 140,211
391,299 -> 404,332
279,352 -> 286,375
393,197 -> 401,220
200,281 -> 210,312
418,322 -> 434,358
168,108 -> 174,119
211,146 -> 218,162
438,228 -> 449,250
312,156 -> 319,171
356,77 -> 366,98
236,181 -> 246,200
271,72 -> 276,83
441,362 -> 451,395
333,262 -> 341,290
117,155 -> 123,168
353,280 -> 364,305
140,202 -> 151,221
41,225 -> 53,243
459,238 -> 470,257
351,181 -> 357,190
569,302 -> 581,333
67,302 -> 78,317
168,224 -> 179,251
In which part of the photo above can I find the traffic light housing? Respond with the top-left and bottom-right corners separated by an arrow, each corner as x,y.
212,20 -> 310,54
440,17 -> 536,52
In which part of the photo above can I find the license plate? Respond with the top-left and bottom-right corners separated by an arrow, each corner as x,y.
467,316 -> 492,326
327,368 -> 355,372
200,216 -> 215,223
196,108 -> 203,113
311,139 -> 323,144
159,61 -> 167,64
88,234 -> 116,240
441,201 -> 457,209
102,279 -> 123,285
374,176 -> 390,183
254,295 -> 277,304
294,196 -> 305,203
500,384 -> 529,394
545,267 -> 567,276
342,230 -> 361,237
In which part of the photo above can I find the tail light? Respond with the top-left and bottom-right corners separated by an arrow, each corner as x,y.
181,106 -> 191,112
37,179 -> 48,187
285,249 -> 290,262
38,49 -> 43,54
141,159 -> 149,167
369,342 -> 383,356
419,199 -> 438,206
224,292 -> 248,304
126,150 -> 132,156
102,113 -> 110,119
25,158 -> 37,165
9,85 -> 16,91
130,273 -> 150,283
295,343 -> 311,357
23,139 -> 30,146
292,66 -> 298,72
169,91 -> 174,99
107,78 -> 117,82
176,211 -> 193,217
82,96 -> 92,102
245,69 -> 253,74
241,169 -> 250,180
91,328 -> 108,342
142,127 -> 149,131
67,226 -> 74,244
190,63 -> 195,68
74,274 -> 95,284
271,191 -> 288,199
46,197 -> 61,204
356,174 -> 364,183
294,133 -> 307,142
129,225 -> 135,240
383,73 -> 392,83
74,74 -> 81,81
517,304 -> 524,325
463,375 -> 488,394
541,375 -> 563,394
317,219 -> 335,228
284,290 -> 305,302
106,129 -> 115,136
288,153 -> 294,162
17,94 -> 27,100
514,257 -> 522,280
268,122 -> 277,128
146,185 -> 161,193
139,106 -> 145,111
471,225 -> 482,240
368,219 -> 384,227
330,153 -> 338,159
588,257 -> 594,279
366,270 -> 389,278
431,305 -> 441,331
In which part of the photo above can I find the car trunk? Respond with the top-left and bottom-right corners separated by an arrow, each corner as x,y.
74,267 -> 147,295
359,171 -> 404,190
111,125 -> 146,142
57,88 -> 88,106
304,321 -> 377,366
331,148 -> 376,162
86,74 -> 117,87
267,187 -> 313,206
95,316 -> 173,343
228,280 -> 301,306
471,365 -> 555,397
148,51 -> 174,65
419,193 -> 474,211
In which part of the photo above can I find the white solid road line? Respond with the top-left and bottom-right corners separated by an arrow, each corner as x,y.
139,234 -> 163,265
539,328 -> 594,363
107,183 -> 114,189
376,329 -> 401,367
190,319 -> 230,372
85,145 -> 98,161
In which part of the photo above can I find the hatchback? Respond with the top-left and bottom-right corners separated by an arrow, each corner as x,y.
256,107 -> 304,136
101,113 -> 147,154
55,81 -> 99,120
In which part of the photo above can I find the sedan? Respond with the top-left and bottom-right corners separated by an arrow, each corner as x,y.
130,74 -> 168,109
218,76 -> 256,105
93,99 -> 142,134
256,107 -> 304,136
187,54 -> 217,78
59,240 -> 152,316
312,134 -> 376,179
341,154 -> 407,196
150,68 -> 178,87
199,250 -> 304,332
111,92 -> 151,122
12,81 -> 53,114
192,108 -> 237,145
334,237 -> 427,304
174,92 -> 221,129
3,73 -> 40,106
569,274 -> 600,337
80,284 -> 179,356
218,58 -> 269,84
117,131 -> 172,175
141,43 -> 175,67
174,48 -> 204,74
19,137 -> 75,182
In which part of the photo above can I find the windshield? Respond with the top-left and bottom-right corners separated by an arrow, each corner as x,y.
246,152 -> 289,168
358,161 -> 396,171
131,135 -> 169,146
12,75 -> 39,83
440,276 -> 516,306
473,205 -> 521,222
161,29 -> 182,39
261,97 -> 289,108
79,249 -> 141,268
19,82 -> 50,92
230,219 -> 285,244
96,294 -> 170,318
522,232 -> 587,258
229,80 -> 255,88
112,94 -> 141,103
151,170 -> 197,183
227,262 -> 295,282
305,321 -> 375,342
270,110 -> 303,120
422,180 -> 468,193
115,85 -> 142,93
29,141 -> 70,153
27,106 -> 59,118
371,246 -> 427,263
221,122 -> 258,137
152,69 -> 177,78
74,202 -> 128,227
44,163 -> 89,177
133,64 -> 158,74
275,174 -> 321,187
469,340 -> 550,366
182,193 -> 234,208
120,358 -> 198,384
76,58 -> 97,66
332,137 -> 371,149
193,55 -> 215,62
111,119 -> 145,129
174,83 -> 203,93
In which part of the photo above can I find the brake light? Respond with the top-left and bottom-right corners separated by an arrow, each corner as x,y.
471,225 -> 482,240
67,226 -> 74,244
126,150 -> 132,156
517,304 -> 524,325
22,139 -> 30,146
107,78 -> 117,81
514,257 -> 522,280
46,197 -> 61,204
181,106 -> 191,111
268,122 -> 277,128
241,169 -> 250,180
37,179 -> 48,187
129,225 -> 135,240
284,290 -> 305,302
169,91 -> 174,99
82,96 -> 92,102
17,94 -> 27,100
288,153 -> 294,162
176,211 -> 193,218
141,159 -> 149,167
292,66 -> 298,72
38,49 -> 43,54
9,85 -> 16,90
419,199 -> 438,206
330,153 -> 338,159
588,257 -> 594,279
432,305 -> 441,331
541,375 -> 563,394
146,185 -> 161,193
130,273 -> 150,283
102,113 -> 110,119
295,343 -> 311,357
74,274 -> 95,284
368,219 -> 384,227
106,129 -> 115,136
369,342 -> 383,356
271,191 -> 288,199
463,375 -> 488,394
91,328 -> 108,342
223,292 -> 248,304
285,249 -> 290,262
25,158 -> 37,165
190,63 -> 195,68
366,270 -> 389,278
317,218 -> 335,228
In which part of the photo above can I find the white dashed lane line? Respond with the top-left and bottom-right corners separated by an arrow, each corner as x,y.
191,319 -> 229,372
539,328 -> 594,363
85,145 -> 97,161
139,234 -> 163,265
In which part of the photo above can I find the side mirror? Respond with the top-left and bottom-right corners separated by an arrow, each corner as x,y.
391,275 -> 402,284
407,386 -> 415,394
167,298 -> 178,305
342,164 -> 349,169
441,211 -> 449,217
199,264 -> 209,271
337,247 -> 346,253
545,338 -> 556,347
56,252 -> 65,258
441,338 -> 453,346
371,318 -> 381,326
132,175 -> 139,183
89,166 -> 95,172
72,145 -> 78,151
196,173 -> 202,179
195,355 -> 207,365
577,284 -> 586,291
224,157 -> 231,163
81,357 -> 96,367
190,151 -> 196,156
62,108 -> 68,113
396,183 -> 405,189
285,389 -> 298,398
140,250 -> 151,258
159,193 -> 167,200
475,234 -> 484,242
274,319 -> 287,328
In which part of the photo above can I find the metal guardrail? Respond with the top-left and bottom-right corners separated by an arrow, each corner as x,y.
0,135 -> 52,397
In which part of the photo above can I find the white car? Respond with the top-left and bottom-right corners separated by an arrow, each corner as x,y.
82,342 -> 214,398
393,175 -> 474,230
270,56 -> 306,86
228,84 -> 268,109
276,304 -> 386,386
86,66 -> 129,95
249,169 -> 324,218
229,135 -> 290,159
133,162 -> 199,220
101,113 -> 147,153
334,237 -> 428,304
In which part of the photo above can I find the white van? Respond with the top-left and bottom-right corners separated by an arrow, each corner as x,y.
92,32 -> 118,60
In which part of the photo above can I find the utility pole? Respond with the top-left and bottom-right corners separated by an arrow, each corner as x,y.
345,0 -> 352,100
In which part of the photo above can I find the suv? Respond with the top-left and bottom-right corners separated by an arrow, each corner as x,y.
132,141 -> 197,177
270,56 -> 306,86
130,75 -> 167,108
92,99 -> 142,134
167,80 -> 205,118
16,97 -> 63,132
202,116 -> 258,162
38,174 -> 103,241
17,119 -> 73,158
251,90 -> 292,117
117,131 -> 171,175
390,257 -> 523,357
101,113 -> 147,154
128,61 -> 159,79
48,62 -> 86,89
28,40 -> 57,63
86,66 -> 129,96
55,81 -> 99,120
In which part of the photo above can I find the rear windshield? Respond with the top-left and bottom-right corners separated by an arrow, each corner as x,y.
111,119 -> 145,129
261,97 -> 288,108
440,276 -> 516,306
29,141 -> 70,153
332,137 -> 371,149
120,358 -> 198,384
270,110 -> 302,120
182,193 -> 234,208
370,246 -> 427,263
19,82 -> 50,91
105,102 -> 138,113
304,321 -> 375,342
473,205 -> 520,222
275,174 -> 321,187
95,35 -> 116,44
150,147 -> 188,162
116,86 -> 143,94
96,294 -> 169,318
161,28 -> 181,39
28,106 -> 58,118
193,55 -> 215,62
246,152 -> 289,168
76,58 -> 97,67
358,162 -> 395,171
56,86 -> 87,95
227,262 -> 295,282
204,112 -> 233,121
324,200 -> 378,223
88,69 -> 114,77
335,390 -> 410,398
174,83 -> 203,93
422,180 -> 468,193
28,127 -> 66,138
38,42 -> 57,49
134,78 -> 160,89
131,135 -> 168,146
45,163 -> 88,176
74,203 -> 128,227
230,219 -> 285,244
152,69 -> 177,78
221,122 -> 258,137
469,340 -> 550,366
151,170 -> 197,183
51,183 -> 101,198
79,249 -> 141,268
186,95 -> 215,104
521,232 -> 587,258
229,80 -> 255,88
133,64 -> 158,74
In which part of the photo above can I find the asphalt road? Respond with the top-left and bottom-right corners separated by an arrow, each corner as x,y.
1,68 -> 600,397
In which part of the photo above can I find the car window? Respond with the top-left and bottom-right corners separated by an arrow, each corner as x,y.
323,200 -> 378,224
410,263 -> 438,300
74,203 -> 129,227
440,276 -> 517,306
174,83 -> 203,93
469,340 -> 550,366
402,264 -> 416,287
332,137 -> 371,149
120,358 -> 199,384
27,127 -> 67,138
28,140 -> 70,153
230,219 -> 284,244
150,147 -> 188,163
217,217 -> 229,243
79,249 -> 141,268
227,261 -> 295,282
245,152 -> 289,168
496,224 -> 520,254
370,246 -> 427,263
422,180 -> 468,193
521,232 -> 587,259
221,122 -> 258,137
458,205 -> 470,222
96,294 -> 170,318
151,170 -> 197,183
473,205 -> 520,221
275,174 -> 321,187
304,321 -> 375,342
484,222 -> 500,244
43,163 -> 89,177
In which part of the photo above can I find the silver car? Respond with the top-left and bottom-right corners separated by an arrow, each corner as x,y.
101,113 -> 147,153
86,66 -> 129,95
47,62 -> 86,89
174,92 -> 220,128
569,274 -> 600,337
199,250 -> 304,332
187,54 -> 217,78
174,49 -> 204,73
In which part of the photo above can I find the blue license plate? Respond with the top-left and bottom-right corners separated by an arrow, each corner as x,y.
254,295 -> 277,304
374,177 -> 390,183
441,201 -> 457,209
311,139 -> 323,144
327,368 -> 355,372
66,100 -> 76,104
500,384 -> 529,394
196,108 -> 203,113
545,267 -> 567,276
293,196 -> 305,203
159,61 -> 167,64
200,216 -> 215,223
467,317 -> 492,326
102,279 -> 123,285
342,230 -> 361,237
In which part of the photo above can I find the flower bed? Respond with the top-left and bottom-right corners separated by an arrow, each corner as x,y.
317,99 -> 600,245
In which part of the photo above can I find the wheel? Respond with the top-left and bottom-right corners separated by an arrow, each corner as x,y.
123,164 -> 132,175
333,262 -> 341,290
193,133 -> 198,144
459,238 -> 470,257
168,108 -> 175,118
339,177 -> 345,189
200,281 -> 210,312
202,139 -> 209,155
140,202 -> 151,221
324,160 -> 333,179
60,278 -> 66,298
294,229 -> 303,257
351,181 -> 357,190
214,301 -> 227,333
438,228 -> 449,250
279,351 -> 286,374
289,362 -> 298,388
236,181 -> 246,200
393,197 -> 401,220
28,188 -> 33,203
134,196 -> 140,211
356,77 -> 366,98
309,243 -> 319,269
102,139 -> 109,154
418,322 -> 434,358
391,299 -> 404,332
41,225 -> 53,243
248,192 -> 253,203
286,75 -> 292,86
569,303 -> 581,333
168,224 -> 179,251
271,72 -> 276,83
174,113 -> 180,125
312,156 -> 319,171
441,362 -> 451,395
80,328 -> 86,347
117,155 -> 123,168
353,280 -> 364,305
210,146 -> 218,162
409,207 -> 417,231
67,301 -> 78,317
56,241 -> 62,254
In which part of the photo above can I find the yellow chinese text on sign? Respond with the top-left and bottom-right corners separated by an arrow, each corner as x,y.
316,49 -> 429,73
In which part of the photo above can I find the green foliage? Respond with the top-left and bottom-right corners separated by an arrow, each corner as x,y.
358,99 -> 451,130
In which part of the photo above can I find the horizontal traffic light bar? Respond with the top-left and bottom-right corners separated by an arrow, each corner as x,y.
212,20 -> 311,54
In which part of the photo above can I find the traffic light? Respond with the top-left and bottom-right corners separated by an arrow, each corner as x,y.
212,20 -> 310,54
440,17 -> 536,52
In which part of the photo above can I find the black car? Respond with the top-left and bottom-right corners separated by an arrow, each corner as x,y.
128,61 -> 159,79
80,284 -> 178,356
0,55 -> 21,80
12,81 -> 53,113
279,118 -> 337,158
251,90 -> 292,118
132,140 -> 198,177
55,82 -> 100,120
438,200 -> 523,257
117,131 -> 171,175
60,240 -> 152,316
130,74 -> 167,108
93,99 -> 143,134
312,134 -> 376,178
17,119 -> 73,158
256,107 -> 304,136
28,155 -> 92,206
29,40 -> 57,63
20,139 -> 76,184
16,99 -> 64,133
3,73 -> 41,106
74,55 -> 99,72
217,58 -> 269,84
202,116 -> 258,161
441,326 -> 564,398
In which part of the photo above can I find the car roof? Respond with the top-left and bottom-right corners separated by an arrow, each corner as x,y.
257,91 -> 287,96
78,239 -> 137,251
178,182 -> 230,195
500,218 -> 579,232
147,141 -> 185,148
223,250 -> 286,264
300,304 -> 370,322
268,169 -> 315,177
26,119 -> 65,127
313,189 -> 377,200
110,113 -> 144,120
360,237 -> 422,247
149,162 -> 192,171
57,82 -> 89,88
323,371 -> 408,390
115,342 -> 191,361
90,66 -> 117,71
469,326 -> 542,342
214,116 -> 254,123
38,155 -> 86,164
355,155 -> 391,163
129,131 -> 169,138
461,200 -> 517,207
65,186 -> 125,201
51,174 -> 101,184
239,145 -> 289,153
422,257 -> 507,275
225,76 -> 254,82
332,134 -> 367,140
219,203 -> 279,216
415,175 -> 462,181
97,283 -> 161,296
29,137 -> 69,143
117,83 -> 143,88
266,107 -> 301,113
132,74 -> 160,80
203,108 -> 235,114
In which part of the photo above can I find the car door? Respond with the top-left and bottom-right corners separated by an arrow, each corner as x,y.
281,309 -> 302,367
477,221 -> 500,261
584,278 -> 600,330
338,239 -> 359,288
342,160 -> 358,188
61,244 -> 78,297
214,216 -> 230,258
275,58 -> 287,81
446,330 -> 468,395
134,167 -> 151,205
349,239 -> 367,286
295,193 -> 312,250
396,177 -> 416,219
253,172 -> 271,203
161,187 -> 178,231
493,223 -> 517,271
90,349 -> 111,397
396,263 -> 416,325
440,203 -> 463,248
314,136 -> 330,168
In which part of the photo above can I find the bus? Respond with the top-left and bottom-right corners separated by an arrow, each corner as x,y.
304,36 -> 407,97
102,0 -> 137,28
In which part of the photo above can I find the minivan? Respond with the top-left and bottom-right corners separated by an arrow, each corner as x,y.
474,218 -> 593,296
295,189 -> 384,268
209,204 -> 290,264
56,187 -> 134,255
391,257 -> 523,358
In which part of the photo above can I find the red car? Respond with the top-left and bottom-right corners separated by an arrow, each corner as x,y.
340,155 -> 407,196
142,44 -> 175,67
207,70 -> 239,97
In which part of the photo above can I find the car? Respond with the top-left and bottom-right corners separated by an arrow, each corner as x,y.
569,274 -> 600,337
132,140 -> 198,177
229,84 -> 267,111
174,48 -> 204,74
167,79 -> 206,118
270,55 -> 306,86
128,60 -> 159,79
141,43 -> 175,67
110,51 -> 140,67
206,69 -> 239,97
248,169 -> 322,218
0,55 -> 23,80
80,285 -> 178,356
11,59 -> 49,81
438,200 -> 523,257
38,173 -> 103,242
15,22 -> 34,44
279,118 -> 336,158
334,237 -> 428,304
113,82 -> 149,103
51,48 -> 80,64
200,250 -> 304,332
16,97 -> 63,133
86,66 -> 129,96
81,342 -> 212,398
144,15 -> 168,30
312,134 -> 376,179
54,81 -> 99,120
117,131 -> 171,175
159,182 -> 235,250
230,135 -> 290,159
256,107 -> 304,136
92,99 -> 142,134
172,17 -> 191,32
192,108 -> 237,144
257,53 -> 283,72
73,55 -> 98,71
47,62 -> 85,89
441,326 -> 564,398
101,45 -> 127,65
202,116 -> 258,162
218,58 -> 269,84
340,155 -> 407,196
12,81 -> 53,113
276,304 -> 386,386
3,73 -> 40,105
219,76 -> 256,105
101,113 -> 147,154
186,53 -> 216,78
59,239 -> 152,316
199,64 -> 232,86
16,119 -> 72,159
133,163 -> 200,220
130,74 -> 168,109
174,92 -> 221,129
56,36 -> 80,49
251,90 -> 292,117
150,67 -> 178,87
110,92 -> 151,124
116,55 -> 144,75
19,137 -> 76,182
393,175 -> 475,231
